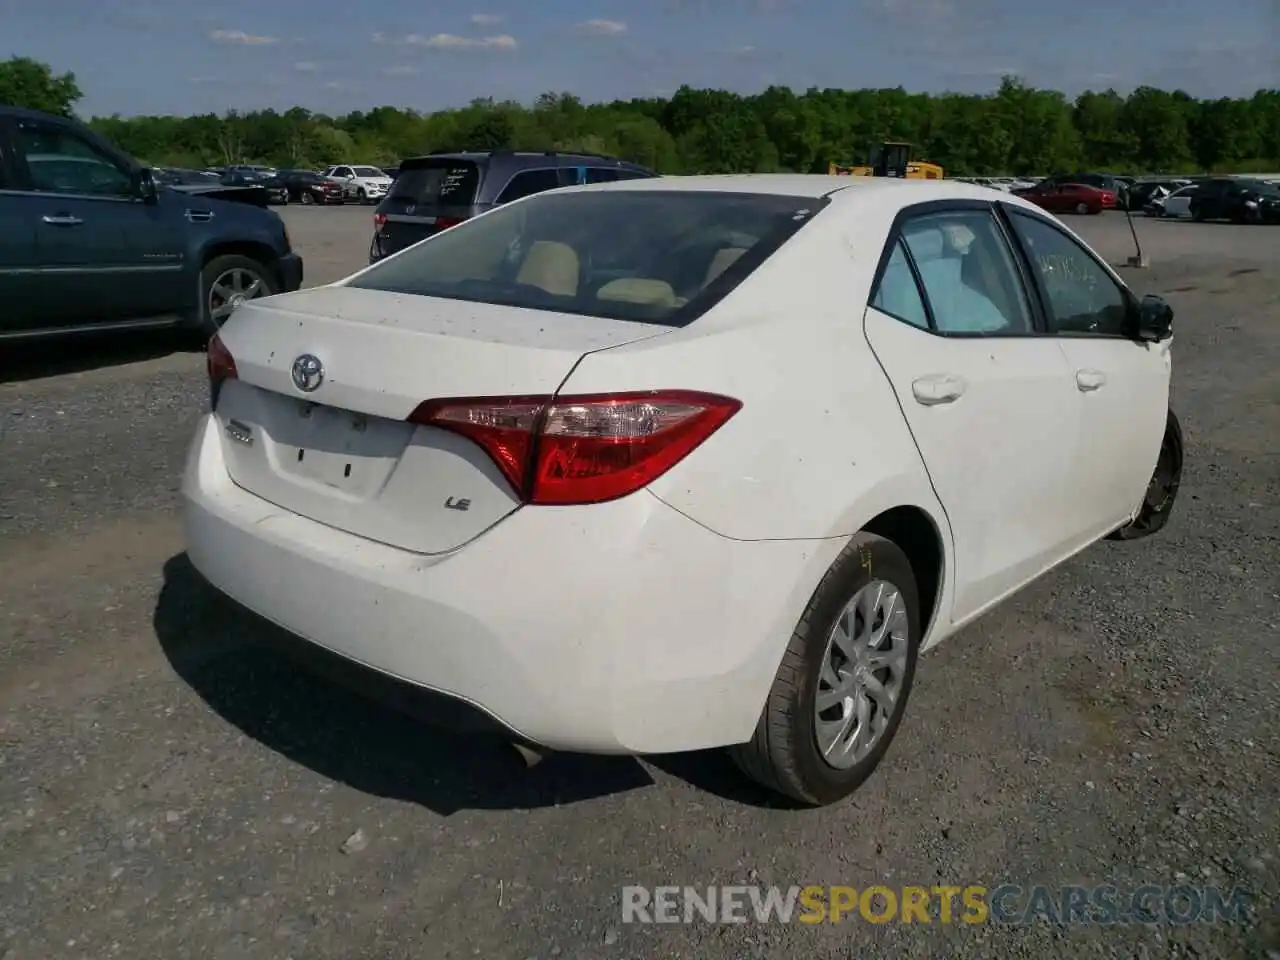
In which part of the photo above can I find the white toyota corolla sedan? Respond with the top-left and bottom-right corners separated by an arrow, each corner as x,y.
184,174 -> 1182,806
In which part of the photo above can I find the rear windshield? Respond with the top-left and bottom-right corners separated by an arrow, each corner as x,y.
347,189 -> 827,326
387,159 -> 481,206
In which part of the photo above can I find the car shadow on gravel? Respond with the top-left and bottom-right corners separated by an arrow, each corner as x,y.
1,329 -> 196,385
154,552 -> 665,815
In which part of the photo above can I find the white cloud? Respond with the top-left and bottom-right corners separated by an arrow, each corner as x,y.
293,61 -> 320,72
469,13 -> 504,26
208,28 -> 277,45
371,31 -> 388,43
575,19 -> 627,35
406,32 -> 517,49
381,64 -> 420,76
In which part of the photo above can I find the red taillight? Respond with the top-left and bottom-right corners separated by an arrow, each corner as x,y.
207,332 -> 237,406
434,216 -> 463,230
408,390 -> 741,505
373,213 -> 387,229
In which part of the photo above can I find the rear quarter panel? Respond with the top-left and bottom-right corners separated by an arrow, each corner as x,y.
558,202 -> 949,545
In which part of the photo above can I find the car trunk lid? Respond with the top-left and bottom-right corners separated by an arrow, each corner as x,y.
212,286 -> 666,554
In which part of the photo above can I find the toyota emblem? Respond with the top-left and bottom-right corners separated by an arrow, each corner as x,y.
291,354 -> 325,393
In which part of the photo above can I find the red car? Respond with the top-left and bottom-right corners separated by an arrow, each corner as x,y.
1012,181 -> 1115,215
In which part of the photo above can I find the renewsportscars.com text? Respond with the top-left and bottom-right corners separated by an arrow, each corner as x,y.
621,884 -> 1254,926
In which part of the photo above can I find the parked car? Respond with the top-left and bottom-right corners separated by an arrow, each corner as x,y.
187,175 -> 1180,807
1188,177 -> 1280,224
1011,180 -> 1115,214
224,164 -> 278,181
1045,172 -> 1128,208
369,149 -> 657,262
153,166 -> 223,187
1128,178 -> 1192,213
221,169 -> 289,205
275,168 -> 345,205
1155,184 -> 1200,219
322,164 -> 393,204
0,106 -> 302,342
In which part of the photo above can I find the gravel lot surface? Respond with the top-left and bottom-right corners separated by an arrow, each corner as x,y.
2,204 -> 1277,959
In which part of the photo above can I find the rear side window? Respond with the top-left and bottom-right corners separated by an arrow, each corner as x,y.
898,210 -> 1034,334
348,189 -> 827,327
871,240 -> 929,329
496,169 -> 562,204
388,160 -> 480,206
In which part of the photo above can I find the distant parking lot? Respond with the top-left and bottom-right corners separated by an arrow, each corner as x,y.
1,206 -> 1277,959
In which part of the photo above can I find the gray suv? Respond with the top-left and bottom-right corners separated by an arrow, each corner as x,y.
369,150 -> 656,262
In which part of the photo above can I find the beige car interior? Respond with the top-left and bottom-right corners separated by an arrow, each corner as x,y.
514,239 -> 753,311
515,241 -> 580,297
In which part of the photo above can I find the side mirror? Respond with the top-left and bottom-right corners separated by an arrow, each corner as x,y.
1135,294 -> 1173,342
135,168 -> 158,204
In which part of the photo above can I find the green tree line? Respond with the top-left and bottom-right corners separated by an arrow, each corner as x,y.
3,55 -> 1278,177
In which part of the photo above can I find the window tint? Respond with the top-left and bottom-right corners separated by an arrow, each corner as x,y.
871,239 -> 929,329
13,121 -> 133,197
388,160 -> 480,206
496,169 -> 562,204
352,166 -> 384,177
334,166 -> 352,177
1008,211 -> 1130,336
899,210 -> 1033,334
585,167 -> 619,183
348,190 -> 826,327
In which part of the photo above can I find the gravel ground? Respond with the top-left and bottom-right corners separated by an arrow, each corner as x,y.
1,206 -> 1277,960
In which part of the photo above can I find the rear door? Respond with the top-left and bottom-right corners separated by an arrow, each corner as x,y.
1002,206 -> 1169,541
376,157 -> 482,255
863,201 -> 1082,624
9,116 -> 186,326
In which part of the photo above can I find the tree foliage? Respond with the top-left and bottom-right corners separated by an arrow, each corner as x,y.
0,57 -> 83,117
2,57 -> 1277,175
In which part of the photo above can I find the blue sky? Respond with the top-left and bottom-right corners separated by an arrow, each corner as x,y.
2,0 -> 1275,117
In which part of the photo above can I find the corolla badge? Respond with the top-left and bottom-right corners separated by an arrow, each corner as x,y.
291,353 -> 325,393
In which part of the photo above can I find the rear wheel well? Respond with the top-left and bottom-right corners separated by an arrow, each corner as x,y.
862,506 -> 944,636
202,241 -> 281,285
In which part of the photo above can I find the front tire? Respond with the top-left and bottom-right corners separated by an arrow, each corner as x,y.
1108,409 -> 1184,541
200,254 -> 277,334
300,191 -> 314,205
730,533 -> 922,806
357,187 -> 368,204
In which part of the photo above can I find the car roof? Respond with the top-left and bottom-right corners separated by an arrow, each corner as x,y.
557,173 -> 1030,203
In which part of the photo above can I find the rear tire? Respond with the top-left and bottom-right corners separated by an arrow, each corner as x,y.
1107,409 -> 1184,541
729,533 -> 922,806
1075,201 -> 1090,215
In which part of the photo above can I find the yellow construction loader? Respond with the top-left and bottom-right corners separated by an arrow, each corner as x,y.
828,141 -> 943,180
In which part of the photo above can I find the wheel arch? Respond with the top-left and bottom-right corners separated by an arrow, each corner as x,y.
861,504 -> 948,643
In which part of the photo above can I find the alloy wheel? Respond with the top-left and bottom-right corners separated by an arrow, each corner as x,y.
814,579 -> 910,769
208,267 -> 266,325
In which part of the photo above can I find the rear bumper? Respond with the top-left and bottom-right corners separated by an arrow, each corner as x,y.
278,252 -> 304,292
181,414 -> 830,754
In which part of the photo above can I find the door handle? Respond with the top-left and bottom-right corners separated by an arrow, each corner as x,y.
41,214 -> 83,226
1075,369 -> 1107,391
911,374 -> 967,406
